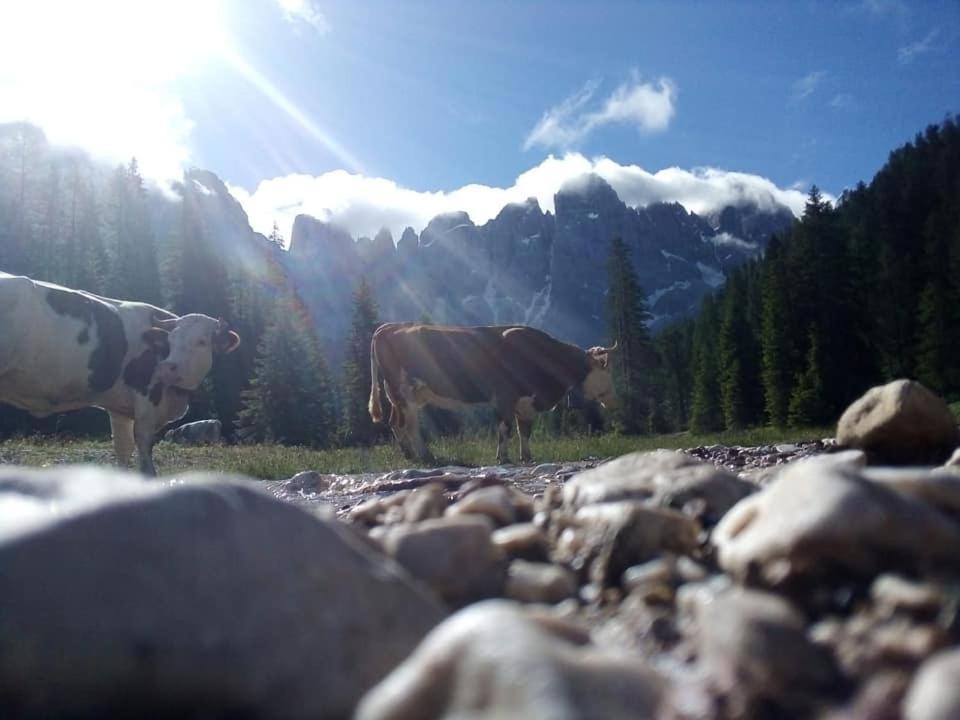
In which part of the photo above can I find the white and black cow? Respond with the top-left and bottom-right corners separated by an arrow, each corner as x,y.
0,273 -> 240,475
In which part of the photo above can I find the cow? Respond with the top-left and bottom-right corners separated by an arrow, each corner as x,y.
368,322 -> 617,464
164,419 -> 222,445
0,272 -> 240,475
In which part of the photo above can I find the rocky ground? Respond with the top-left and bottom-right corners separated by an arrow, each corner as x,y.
1,379 -> 959,719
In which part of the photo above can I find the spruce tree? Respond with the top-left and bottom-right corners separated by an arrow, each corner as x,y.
606,236 -> 656,434
105,159 -> 162,304
689,294 -> 723,433
341,277 -> 381,446
759,237 -> 792,426
238,296 -> 336,447
788,325 -> 827,426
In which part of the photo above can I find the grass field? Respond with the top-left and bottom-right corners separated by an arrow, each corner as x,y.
0,425 -> 833,480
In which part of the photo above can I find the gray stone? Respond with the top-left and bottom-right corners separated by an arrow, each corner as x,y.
905,648 -> 960,720
505,560 -> 578,604
0,466 -> 446,719
377,515 -> 507,608
571,501 -> 701,586
163,418 -> 222,445
836,379 -> 960,465
491,522 -> 550,561
445,485 -> 517,526
403,483 -> 448,522
714,456 -> 960,584
863,466 -> 960,520
563,449 -> 754,522
692,587 -> 842,715
355,600 -> 666,720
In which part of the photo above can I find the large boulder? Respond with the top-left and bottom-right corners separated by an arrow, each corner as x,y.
563,449 -> 754,523
356,600 -> 666,720
713,456 -> 960,585
836,379 -> 960,465
0,466 -> 447,719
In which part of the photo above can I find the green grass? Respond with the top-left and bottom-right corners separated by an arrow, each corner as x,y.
0,425 -> 832,480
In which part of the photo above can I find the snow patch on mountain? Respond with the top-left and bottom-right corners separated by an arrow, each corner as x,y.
697,261 -> 726,288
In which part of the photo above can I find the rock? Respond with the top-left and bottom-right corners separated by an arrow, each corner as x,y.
904,648 -> 960,720
570,501 -> 701,587
163,418 -> 222,445
836,379 -> 960,465
871,574 -> 946,618
863,466 -> 960,520
377,515 -> 507,608
713,457 -> 960,585
445,485 -> 516,526
691,587 -> 842,716
403,483 -> 447,522
284,470 -> 331,494
491,523 -> 550,561
355,600 -> 666,720
505,560 -> 578,604
563,449 -> 754,523
0,466 -> 446,720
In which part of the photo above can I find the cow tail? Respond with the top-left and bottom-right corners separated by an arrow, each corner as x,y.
368,337 -> 384,423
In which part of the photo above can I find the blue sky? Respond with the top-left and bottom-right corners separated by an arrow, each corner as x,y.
1,0 -> 957,240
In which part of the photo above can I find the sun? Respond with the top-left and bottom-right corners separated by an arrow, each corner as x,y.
0,0 -> 228,179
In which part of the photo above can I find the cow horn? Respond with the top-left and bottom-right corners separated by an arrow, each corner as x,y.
605,340 -> 619,354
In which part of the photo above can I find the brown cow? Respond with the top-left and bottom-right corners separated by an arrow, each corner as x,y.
369,322 -> 617,464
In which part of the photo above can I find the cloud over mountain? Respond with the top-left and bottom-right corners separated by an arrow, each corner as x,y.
230,153 -> 812,245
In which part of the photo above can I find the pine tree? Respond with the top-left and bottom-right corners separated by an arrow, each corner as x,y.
788,325 -> 827,426
689,294 -> 723,433
759,237 -> 792,426
606,236 -> 657,434
718,271 -> 756,430
341,278 -> 381,446
105,159 -> 162,304
237,296 -> 336,446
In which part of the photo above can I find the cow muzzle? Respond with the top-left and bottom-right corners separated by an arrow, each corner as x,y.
156,360 -> 184,387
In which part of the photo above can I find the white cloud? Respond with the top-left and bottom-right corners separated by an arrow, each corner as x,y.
524,75 -> 676,151
230,154 -> 813,246
791,71 -> 826,102
274,0 -> 330,33
898,29 -> 939,64
830,93 -> 855,110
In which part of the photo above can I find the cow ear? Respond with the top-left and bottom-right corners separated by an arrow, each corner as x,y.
142,328 -> 170,357
216,330 -> 241,354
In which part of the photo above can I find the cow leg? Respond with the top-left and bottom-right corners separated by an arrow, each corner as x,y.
495,419 -> 513,465
515,396 -> 537,463
517,418 -> 534,463
109,412 -> 135,468
133,402 -> 162,477
391,408 -> 414,459
403,404 -> 434,464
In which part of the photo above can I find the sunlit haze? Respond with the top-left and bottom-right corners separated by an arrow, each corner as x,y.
2,0 -> 956,242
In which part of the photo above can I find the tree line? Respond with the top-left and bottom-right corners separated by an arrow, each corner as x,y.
610,117 -> 960,434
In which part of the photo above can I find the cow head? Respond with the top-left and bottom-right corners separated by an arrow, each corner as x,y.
151,314 -> 241,389
582,341 -> 618,409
